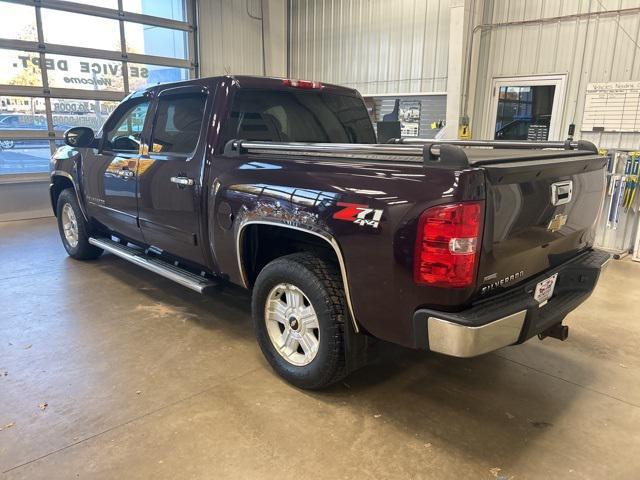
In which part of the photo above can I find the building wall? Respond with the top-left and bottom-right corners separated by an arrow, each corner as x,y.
471,0 -> 640,148
198,0 -> 287,78
289,0 -> 451,95
371,95 -> 447,138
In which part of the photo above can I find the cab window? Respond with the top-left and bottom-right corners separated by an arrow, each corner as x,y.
103,99 -> 150,153
149,92 -> 206,156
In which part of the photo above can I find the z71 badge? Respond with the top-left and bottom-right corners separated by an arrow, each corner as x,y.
333,202 -> 383,228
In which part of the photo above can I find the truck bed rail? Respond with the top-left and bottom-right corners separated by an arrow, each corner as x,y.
225,138 -> 599,170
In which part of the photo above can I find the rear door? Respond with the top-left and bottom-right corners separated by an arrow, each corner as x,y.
137,84 -> 211,265
476,150 -> 607,297
82,94 -> 152,241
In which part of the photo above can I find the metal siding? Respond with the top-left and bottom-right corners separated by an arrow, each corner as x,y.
289,0 -> 450,95
473,0 -> 640,149
199,0 -> 265,76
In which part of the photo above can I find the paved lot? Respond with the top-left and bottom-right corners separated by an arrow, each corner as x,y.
1,217 -> 639,479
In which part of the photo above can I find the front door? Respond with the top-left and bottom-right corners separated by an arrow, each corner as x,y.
137,85 -> 211,265
83,94 -> 152,241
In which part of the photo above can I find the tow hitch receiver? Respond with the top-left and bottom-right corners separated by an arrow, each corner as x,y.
538,323 -> 569,341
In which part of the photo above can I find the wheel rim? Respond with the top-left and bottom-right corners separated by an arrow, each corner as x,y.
265,283 -> 320,367
61,203 -> 79,248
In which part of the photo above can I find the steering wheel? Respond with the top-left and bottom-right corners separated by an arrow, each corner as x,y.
112,133 -> 141,151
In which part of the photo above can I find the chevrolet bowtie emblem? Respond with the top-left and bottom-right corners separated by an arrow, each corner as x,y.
548,213 -> 568,232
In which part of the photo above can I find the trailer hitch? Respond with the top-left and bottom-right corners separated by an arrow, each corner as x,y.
538,323 -> 569,341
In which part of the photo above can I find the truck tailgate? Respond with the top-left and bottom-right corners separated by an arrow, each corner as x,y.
475,150 -> 607,297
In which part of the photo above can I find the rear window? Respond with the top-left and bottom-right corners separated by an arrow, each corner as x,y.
223,89 -> 375,146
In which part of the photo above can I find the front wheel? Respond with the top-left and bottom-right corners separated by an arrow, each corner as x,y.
252,253 -> 348,389
0,140 -> 15,149
56,188 -> 103,260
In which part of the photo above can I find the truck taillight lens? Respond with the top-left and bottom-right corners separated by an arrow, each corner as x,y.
414,201 -> 484,288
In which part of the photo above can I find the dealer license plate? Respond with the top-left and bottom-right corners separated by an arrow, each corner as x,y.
534,273 -> 558,307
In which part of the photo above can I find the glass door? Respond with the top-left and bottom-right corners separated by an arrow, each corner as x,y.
488,75 -> 566,141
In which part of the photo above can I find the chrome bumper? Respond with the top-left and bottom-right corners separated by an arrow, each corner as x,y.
427,311 -> 527,357
412,249 -> 611,357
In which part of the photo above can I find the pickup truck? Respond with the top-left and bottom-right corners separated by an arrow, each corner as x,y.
50,75 -> 610,389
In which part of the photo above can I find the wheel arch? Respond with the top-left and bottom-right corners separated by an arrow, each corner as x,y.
237,220 -> 359,332
50,171 -> 88,221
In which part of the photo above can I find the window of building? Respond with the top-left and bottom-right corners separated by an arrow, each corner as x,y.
0,0 -> 196,176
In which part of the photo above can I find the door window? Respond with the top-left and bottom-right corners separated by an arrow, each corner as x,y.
102,99 -> 150,153
494,85 -> 555,140
149,93 -> 206,156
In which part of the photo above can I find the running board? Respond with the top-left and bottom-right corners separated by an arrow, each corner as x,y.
89,237 -> 219,294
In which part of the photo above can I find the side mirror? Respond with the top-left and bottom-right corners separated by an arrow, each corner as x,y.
64,127 -> 96,148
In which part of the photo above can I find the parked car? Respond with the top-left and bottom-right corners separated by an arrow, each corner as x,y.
0,114 -> 73,149
50,75 -> 610,389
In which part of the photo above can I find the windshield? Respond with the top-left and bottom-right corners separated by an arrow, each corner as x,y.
223,89 -> 376,146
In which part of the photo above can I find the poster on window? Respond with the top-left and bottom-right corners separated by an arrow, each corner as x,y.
399,100 -> 421,137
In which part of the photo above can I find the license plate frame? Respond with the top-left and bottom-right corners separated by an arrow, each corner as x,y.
534,273 -> 558,307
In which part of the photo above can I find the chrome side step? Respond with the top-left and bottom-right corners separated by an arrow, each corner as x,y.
89,237 -> 219,294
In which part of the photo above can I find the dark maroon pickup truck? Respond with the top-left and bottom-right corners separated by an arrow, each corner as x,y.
50,75 -> 610,389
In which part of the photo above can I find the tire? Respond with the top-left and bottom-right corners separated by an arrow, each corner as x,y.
0,140 -> 15,149
252,253 -> 348,389
56,188 -> 103,260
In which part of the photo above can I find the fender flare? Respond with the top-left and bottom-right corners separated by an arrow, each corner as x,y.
236,219 -> 360,333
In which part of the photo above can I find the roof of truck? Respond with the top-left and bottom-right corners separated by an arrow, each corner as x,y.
130,75 -> 361,98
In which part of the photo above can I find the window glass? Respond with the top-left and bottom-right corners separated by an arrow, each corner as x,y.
223,90 -> 376,144
51,98 -> 119,132
0,140 -> 52,175
127,63 -> 189,91
124,23 -> 187,59
1,3 -> 37,41
41,9 -> 121,51
150,93 -> 205,155
0,50 -> 43,86
104,100 -> 150,152
122,0 -> 187,21
56,0 -> 118,8
1,97 -> 47,130
494,85 -> 555,140
45,54 -> 124,91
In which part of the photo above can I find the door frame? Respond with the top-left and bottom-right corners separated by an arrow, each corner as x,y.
485,74 -> 567,141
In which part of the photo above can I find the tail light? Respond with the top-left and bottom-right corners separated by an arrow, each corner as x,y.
414,201 -> 484,288
282,78 -> 323,89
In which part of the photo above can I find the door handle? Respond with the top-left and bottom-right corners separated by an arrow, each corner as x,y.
170,176 -> 195,186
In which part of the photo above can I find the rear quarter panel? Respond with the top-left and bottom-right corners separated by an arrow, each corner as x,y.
210,152 -> 485,347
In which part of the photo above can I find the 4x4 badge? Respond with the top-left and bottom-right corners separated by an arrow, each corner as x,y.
333,202 -> 383,228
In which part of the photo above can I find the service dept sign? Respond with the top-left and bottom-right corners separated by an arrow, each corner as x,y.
11,55 -> 149,90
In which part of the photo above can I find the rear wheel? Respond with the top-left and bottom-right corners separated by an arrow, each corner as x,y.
0,140 -> 15,149
56,188 -> 103,260
252,253 -> 348,389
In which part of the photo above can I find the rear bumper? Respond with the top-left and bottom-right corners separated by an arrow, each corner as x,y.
412,249 -> 611,357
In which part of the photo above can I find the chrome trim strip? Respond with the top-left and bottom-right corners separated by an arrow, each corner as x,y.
427,310 -> 527,358
236,220 -> 360,333
88,238 -> 214,293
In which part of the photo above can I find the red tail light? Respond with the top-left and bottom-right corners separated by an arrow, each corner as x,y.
414,201 -> 484,288
282,78 -> 323,89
